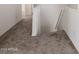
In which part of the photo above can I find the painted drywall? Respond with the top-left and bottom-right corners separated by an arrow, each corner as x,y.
25,4 -> 32,16
67,4 -> 78,9
22,4 -> 32,20
32,4 -> 78,36
59,7 -> 79,52
40,4 -> 67,33
0,4 -> 22,37
16,4 -> 22,22
32,4 -> 68,36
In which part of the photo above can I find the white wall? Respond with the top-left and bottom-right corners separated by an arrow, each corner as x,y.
16,4 -> 22,22
32,4 -> 68,36
40,4 -> 67,33
0,4 -> 22,37
25,4 -> 32,16
59,7 -> 79,52
22,4 -> 32,20
67,4 -> 78,9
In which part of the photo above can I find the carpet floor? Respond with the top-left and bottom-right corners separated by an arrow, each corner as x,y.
0,18 -> 78,54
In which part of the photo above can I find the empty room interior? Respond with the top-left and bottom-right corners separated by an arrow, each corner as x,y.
0,4 -> 79,54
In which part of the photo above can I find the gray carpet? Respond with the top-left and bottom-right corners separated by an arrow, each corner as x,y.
0,18 -> 78,54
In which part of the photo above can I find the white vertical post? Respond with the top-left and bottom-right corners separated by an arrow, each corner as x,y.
22,4 -> 25,19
